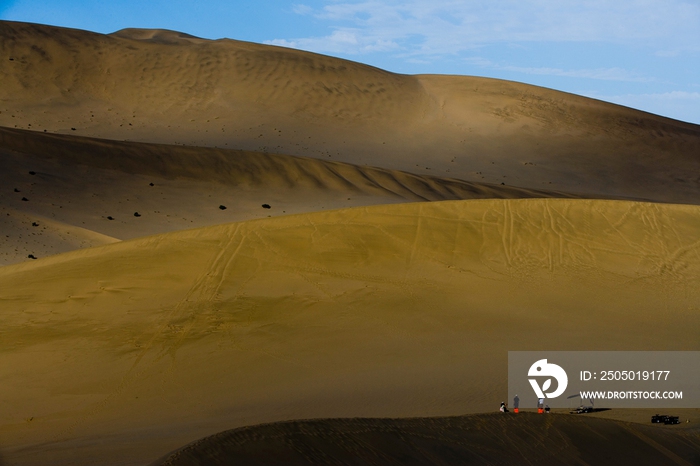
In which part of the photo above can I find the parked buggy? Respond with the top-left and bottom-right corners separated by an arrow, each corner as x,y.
651,414 -> 680,425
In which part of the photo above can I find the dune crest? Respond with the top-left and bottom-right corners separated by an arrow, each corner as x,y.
151,414 -> 700,466
109,28 -> 205,45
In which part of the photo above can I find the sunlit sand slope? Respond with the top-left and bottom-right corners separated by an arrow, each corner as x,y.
1,199 -> 699,465
2,21 -> 699,203
0,127 -> 579,265
152,413 -> 700,466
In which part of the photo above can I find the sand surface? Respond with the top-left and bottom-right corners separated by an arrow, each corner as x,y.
150,413 -> 700,466
1,20 -> 700,466
2,199 -> 700,465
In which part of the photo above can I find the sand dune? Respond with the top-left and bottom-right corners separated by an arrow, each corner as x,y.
1,199 -> 699,465
110,28 -> 205,45
0,127 -> 582,265
0,207 -> 119,263
2,21 -> 700,203
2,19 -> 700,466
151,413 -> 700,466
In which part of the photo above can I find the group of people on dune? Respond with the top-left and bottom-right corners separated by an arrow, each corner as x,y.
500,395 -> 549,414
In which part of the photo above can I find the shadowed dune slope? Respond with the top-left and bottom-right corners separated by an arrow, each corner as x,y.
0,128 -> 576,265
1,127 -> 579,265
151,413 -> 700,466
1,21 -> 700,203
1,199 -> 699,465
0,126 -> 580,200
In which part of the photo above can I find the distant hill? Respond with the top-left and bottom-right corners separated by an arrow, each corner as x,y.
1,20 -> 699,204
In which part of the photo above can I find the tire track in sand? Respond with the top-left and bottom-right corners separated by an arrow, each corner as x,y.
52,226 -> 241,442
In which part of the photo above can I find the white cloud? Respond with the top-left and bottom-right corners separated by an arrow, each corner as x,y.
465,58 -> 653,83
266,27 -> 400,55
504,66 -> 651,82
267,1 -> 700,123
292,4 -> 314,15
270,0 -> 700,57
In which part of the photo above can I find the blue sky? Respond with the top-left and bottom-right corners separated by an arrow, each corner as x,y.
2,0 -> 699,124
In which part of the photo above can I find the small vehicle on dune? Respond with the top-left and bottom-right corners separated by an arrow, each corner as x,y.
651,414 -> 680,425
